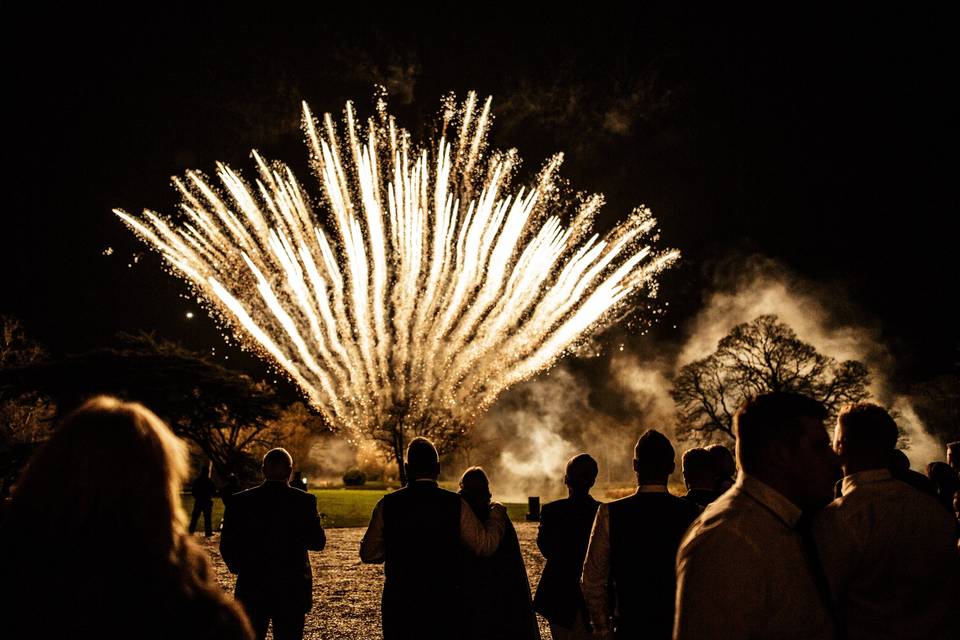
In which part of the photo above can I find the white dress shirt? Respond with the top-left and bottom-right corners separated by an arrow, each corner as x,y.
813,468 -> 960,640
674,473 -> 833,640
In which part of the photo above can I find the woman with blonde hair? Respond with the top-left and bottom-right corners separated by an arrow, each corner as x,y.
0,396 -> 252,639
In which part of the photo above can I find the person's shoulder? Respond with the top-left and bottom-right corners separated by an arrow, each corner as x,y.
228,485 -> 261,505
540,497 -> 570,516
678,489 -> 753,554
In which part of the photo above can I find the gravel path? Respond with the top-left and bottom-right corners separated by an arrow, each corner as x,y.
197,522 -> 553,639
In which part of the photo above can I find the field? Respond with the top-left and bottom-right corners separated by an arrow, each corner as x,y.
196,522 -> 553,639
182,488 -> 533,531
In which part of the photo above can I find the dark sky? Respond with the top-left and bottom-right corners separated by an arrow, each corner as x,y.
3,8 -> 957,387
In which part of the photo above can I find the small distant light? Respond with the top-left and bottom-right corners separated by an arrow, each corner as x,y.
102,247 -> 114,256
186,312 -> 194,319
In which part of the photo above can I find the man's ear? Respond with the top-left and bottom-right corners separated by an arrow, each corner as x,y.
632,458 -> 640,474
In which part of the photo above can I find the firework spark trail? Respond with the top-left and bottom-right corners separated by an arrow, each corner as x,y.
116,92 -> 679,448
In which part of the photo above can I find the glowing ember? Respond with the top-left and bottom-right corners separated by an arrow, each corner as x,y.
116,92 -> 678,447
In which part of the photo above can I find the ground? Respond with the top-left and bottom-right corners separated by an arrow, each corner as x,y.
197,522 -> 554,640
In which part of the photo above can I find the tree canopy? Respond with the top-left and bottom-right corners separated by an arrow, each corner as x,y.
0,333 -> 301,479
671,314 -> 870,441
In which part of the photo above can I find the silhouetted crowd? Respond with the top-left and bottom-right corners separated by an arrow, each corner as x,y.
1,393 -> 958,640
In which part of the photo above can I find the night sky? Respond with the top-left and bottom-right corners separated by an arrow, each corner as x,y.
4,8 -> 957,391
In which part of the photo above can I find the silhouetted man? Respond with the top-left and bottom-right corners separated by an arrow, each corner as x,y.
706,443 -> 736,492
814,403 -> 959,640
189,463 -> 216,537
220,448 -> 326,640
534,453 -> 601,640
360,437 -> 508,640
680,447 -> 720,508
674,393 -> 840,640
947,441 -> 959,474
582,430 -> 700,640
886,448 -> 938,498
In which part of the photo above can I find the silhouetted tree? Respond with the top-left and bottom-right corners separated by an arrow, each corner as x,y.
671,315 -> 870,442
1,333 -> 288,480
0,316 -> 54,499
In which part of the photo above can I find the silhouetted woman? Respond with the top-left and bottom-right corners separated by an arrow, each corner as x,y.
459,466 -> 540,640
0,396 -> 252,639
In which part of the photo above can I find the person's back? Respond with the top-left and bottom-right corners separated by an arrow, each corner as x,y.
607,491 -> 700,638
534,453 -> 601,639
814,404 -> 960,640
220,448 -> 325,640
360,437 -> 508,640
459,467 -> 539,640
582,431 -> 699,640
379,479 -> 464,636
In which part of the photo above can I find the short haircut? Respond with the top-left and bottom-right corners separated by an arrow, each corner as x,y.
706,444 -> 736,478
564,453 -> 599,491
681,447 -> 714,486
634,429 -> 675,480
888,448 -> 911,473
836,403 -> 898,452
263,447 -> 293,470
405,437 -> 440,479
735,392 -> 827,474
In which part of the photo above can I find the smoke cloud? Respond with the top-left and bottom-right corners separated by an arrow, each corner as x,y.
466,254 -> 947,498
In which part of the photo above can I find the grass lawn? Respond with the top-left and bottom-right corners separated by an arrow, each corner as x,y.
182,488 -> 532,529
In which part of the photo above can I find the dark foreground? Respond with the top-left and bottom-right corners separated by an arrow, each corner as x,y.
198,522 -> 552,640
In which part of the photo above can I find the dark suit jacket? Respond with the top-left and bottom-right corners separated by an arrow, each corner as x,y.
607,492 -> 700,639
533,494 -> 600,628
379,482 -> 463,640
219,481 -> 325,614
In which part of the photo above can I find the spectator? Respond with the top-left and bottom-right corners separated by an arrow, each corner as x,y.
219,448 -> 326,640
706,444 -> 736,492
926,461 -> 960,513
0,396 -> 252,639
582,430 -> 700,639
359,437 -> 508,640
674,393 -> 840,640
680,447 -> 720,508
459,467 -> 539,640
814,403 -> 959,640
534,453 -> 601,640
190,462 -> 217,537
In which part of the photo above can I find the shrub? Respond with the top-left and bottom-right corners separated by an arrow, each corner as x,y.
342,468 -> 367,486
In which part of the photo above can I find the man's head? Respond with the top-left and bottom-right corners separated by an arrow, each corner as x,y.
404,437 -> 440,482
262,447 -> 294,481
681,447 -> 714,491
888,448 -> 911,474
706,444 -> 736,490
947,441 -> 959,472
833,403 -> 898,475
633,429 -> 675,485
563,453 -> 599,495
735,392 -> 838,509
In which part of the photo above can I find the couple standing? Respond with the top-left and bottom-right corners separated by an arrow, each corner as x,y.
360,437 -> 540,640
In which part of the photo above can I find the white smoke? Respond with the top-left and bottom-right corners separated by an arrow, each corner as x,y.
667,256 -> 945,468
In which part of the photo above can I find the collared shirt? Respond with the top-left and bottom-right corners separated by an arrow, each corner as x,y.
359,479 -> 507,563
814,468 -> 960,640
580,484 -> 668,633
674,473 -> 833,640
